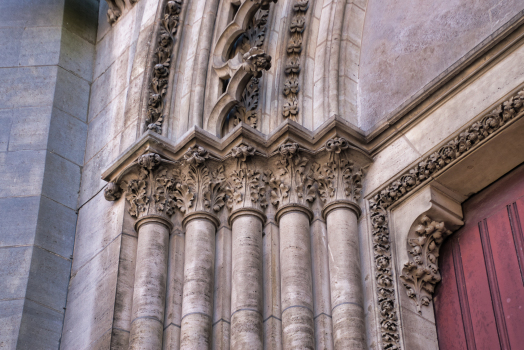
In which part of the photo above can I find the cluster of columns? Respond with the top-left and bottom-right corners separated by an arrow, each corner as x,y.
125,201 -> 366,350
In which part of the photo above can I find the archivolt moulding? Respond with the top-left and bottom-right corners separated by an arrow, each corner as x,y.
369,87 -> 524,350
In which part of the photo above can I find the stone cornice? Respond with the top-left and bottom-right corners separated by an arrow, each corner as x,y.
101,118 -> 371,183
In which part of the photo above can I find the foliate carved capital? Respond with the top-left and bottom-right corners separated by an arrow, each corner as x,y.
400,215 -> 452,313
173,146 -> 226,215
226,145 -> 267,212
313,137 -> 364,206
242,47 -> 272,78
264,142 -> 316,207
104,153 -> 179,223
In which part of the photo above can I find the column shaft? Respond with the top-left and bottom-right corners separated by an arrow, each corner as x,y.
325,205 -> 366,349
129,220 -> 170,350
180,215 -> 217,350
278,207 -> 315,349
230,211 -> 264,350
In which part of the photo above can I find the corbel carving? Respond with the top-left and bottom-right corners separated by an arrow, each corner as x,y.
105,0 -> 138,26
400,215 -> 453,313
264,142 -> 316,207
145,0 -> 184,134
104,153 -> 179,222
226,144 -> 267,212
282,0 -> 309,121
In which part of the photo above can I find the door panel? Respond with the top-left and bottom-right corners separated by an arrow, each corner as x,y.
434,163 -> 524,350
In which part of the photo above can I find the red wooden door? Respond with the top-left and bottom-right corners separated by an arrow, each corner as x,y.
434,163 -> 524,350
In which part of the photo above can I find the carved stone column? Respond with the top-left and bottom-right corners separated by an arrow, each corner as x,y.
104,153 -> 179,349
323,201 -> 365,349
277,204 -> 315,349
267,143 -> 317,349
315,138 -> 367,349
180,211 -> 219,349
226,145 -> 266,350
173,146 -> 227,350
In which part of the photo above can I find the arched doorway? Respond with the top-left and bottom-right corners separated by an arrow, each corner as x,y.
434,162 -> 524,349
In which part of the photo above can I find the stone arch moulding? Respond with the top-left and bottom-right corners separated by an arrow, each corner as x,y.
368,85 -> 524,350
206,0 -> 277,136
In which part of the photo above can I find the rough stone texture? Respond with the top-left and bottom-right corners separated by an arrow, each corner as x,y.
0,0 -> 96,348
230,214 -> 264,350
359,0 -> 524,131
180,218 -> 216,349
128,222 -> 170,349
279,211 -> 316,349
326,207 -> 366,349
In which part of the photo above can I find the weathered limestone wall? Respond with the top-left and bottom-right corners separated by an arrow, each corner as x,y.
359,0 -> 524,132
0,0 -> 97,348
60,0 -> 161,348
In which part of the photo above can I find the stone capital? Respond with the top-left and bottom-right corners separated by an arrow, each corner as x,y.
104,152 -> 179,227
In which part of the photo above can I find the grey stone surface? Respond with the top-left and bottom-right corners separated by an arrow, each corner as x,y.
48,107 -> 88,166
63,0 -> 99,44
0,246 -> 32,301
0,299 -> 24,349
359,0 -> 524,131
54,67 -> 90,122
72,190 -> 124,274
34,195 -> 77,258
0,109 -> 13,152
0,196 -> 39,247
0,27 -> 24,68
41,151 -> 81,210
0,0 -> 64,28
17,299 -> 64,350
0,150 -> 47,198
60,238 -> 120,350
25,246 -> 71,312
8,106 -> 53,152
18,26 -> 62,67
0,66 -> 58,110
59,28 -> 96,82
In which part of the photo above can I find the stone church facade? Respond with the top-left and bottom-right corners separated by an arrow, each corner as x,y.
1,0 -> 524,349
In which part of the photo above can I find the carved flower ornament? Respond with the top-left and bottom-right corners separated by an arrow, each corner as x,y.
242,47 -> 272,78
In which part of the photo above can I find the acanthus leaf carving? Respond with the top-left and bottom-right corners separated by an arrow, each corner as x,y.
226,145 -> 266,211
400,215 -> 452,313
171,146 -> 227,215
313,137 -> 363,204
105,153 -> 180,220
266,142 -> 315,207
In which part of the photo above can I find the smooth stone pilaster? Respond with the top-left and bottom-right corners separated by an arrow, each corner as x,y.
129,215 -> 172,350
229,208 -> 266,350
180,211 -> 219,350
322,200 -> 366,350
276,204 -> 316,349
